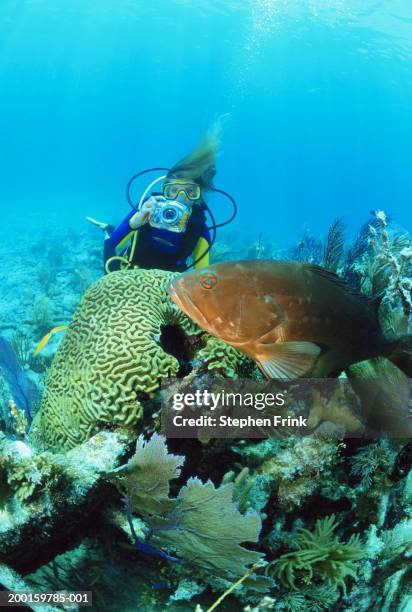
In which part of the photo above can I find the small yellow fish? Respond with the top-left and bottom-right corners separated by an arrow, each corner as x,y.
35,325 -> 68,354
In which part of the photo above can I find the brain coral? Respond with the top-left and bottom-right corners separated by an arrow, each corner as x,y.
30,270 -> 199,452
197,336 -> 256,378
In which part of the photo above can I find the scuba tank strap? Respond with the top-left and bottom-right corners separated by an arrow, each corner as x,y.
105,230 -> 140,273
105,255 -> 133,274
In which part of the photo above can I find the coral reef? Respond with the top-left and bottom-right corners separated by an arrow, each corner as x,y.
346,211 -> 412,333
0,431 -> 129,571
0,211 -> 411,610
347,357 -> 412,437
196,335 -> 257,378
30,269 -> 200,451
307,387 -> 364,435
0,336 -> 40,430
266,515 -> 364,594
30,268 -> 253,452
0,563 -> 62,612
30,295 -> 55,336
113,434 -> 268,584
370,211 -> 412,324
26,536 -> 169,611
221,467 -> 256,514
350,439 -> 395,491
289,225 -> 323,264
258,436 -> 342,510
322,217 -> 346,272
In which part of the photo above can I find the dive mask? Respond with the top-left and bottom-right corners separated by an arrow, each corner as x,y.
163,181 -> 201,201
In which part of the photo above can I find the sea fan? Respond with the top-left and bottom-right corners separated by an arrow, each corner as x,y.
290,226 -> 323,264
113,433 -> 267,582
0,337 -> 40,425
322,218 -> 346,272
343,215 -> 381,288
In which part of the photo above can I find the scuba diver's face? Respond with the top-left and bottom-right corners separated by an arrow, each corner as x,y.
163,181 -> 202,205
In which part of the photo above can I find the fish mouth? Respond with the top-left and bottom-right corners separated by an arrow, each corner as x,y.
166,281 -> 211,330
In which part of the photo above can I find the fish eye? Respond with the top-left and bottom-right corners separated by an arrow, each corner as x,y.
200,273 -> 217,290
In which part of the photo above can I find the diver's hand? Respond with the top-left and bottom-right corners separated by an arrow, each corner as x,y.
86,216 -> 110,231
129,196 -> 162,229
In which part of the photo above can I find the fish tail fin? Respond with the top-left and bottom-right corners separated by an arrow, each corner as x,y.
388,336 -> 412,378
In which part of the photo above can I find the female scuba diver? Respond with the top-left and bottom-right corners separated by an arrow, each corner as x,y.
88,123 -> 234,274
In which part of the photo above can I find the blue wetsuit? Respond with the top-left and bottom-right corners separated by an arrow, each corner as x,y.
104,199 -> 211,273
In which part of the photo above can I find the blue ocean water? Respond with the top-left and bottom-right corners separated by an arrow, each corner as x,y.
0,0 -> 412,246
1,4 -> 412,609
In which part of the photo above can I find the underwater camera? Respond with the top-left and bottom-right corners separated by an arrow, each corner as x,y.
149,198 -> 191,233
126,167 -> 238,268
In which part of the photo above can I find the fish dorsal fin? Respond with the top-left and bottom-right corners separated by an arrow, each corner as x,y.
257,341 -> 321,380
303,265 -> 378,308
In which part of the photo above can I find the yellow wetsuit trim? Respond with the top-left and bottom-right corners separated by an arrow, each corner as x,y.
110,226 -> 208,273
116,230 -> 135,251
193,237 -> 210,269
113,212 -> 140,253
127,231 -> 139,268
105,229 -> 140,273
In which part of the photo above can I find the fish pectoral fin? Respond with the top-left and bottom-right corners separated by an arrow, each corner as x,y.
257,341 -> 321,380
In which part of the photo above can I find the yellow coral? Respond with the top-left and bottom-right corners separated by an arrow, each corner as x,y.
31,270 -> 199,451
9,401 -> 28,437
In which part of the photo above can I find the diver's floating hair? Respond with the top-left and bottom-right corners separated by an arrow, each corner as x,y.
168,116 -> 228,191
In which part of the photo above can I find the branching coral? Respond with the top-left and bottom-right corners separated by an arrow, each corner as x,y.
249,584 -> 339,611
30,295 -> 54,335
343,216 -> 381,289
11,331 -> 32,368
260,436 -> 341,509
5,452 -> 59,503
370,211 -> 412,321
290,226 -> 323,264
221,467 -> 255,514
382,520 -> 412,558
266,515 -> 363,594
8,400 -> 28,437
0,438 -> 65,503
350,439 -> 395,491
349,441 -> 397,526
347,210 -> 412,333
10,329 -> 48,373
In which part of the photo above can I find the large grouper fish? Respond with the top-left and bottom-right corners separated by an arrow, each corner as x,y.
167,260 -> 412,380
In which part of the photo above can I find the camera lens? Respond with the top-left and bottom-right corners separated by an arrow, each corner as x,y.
162,207 -> 178,223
